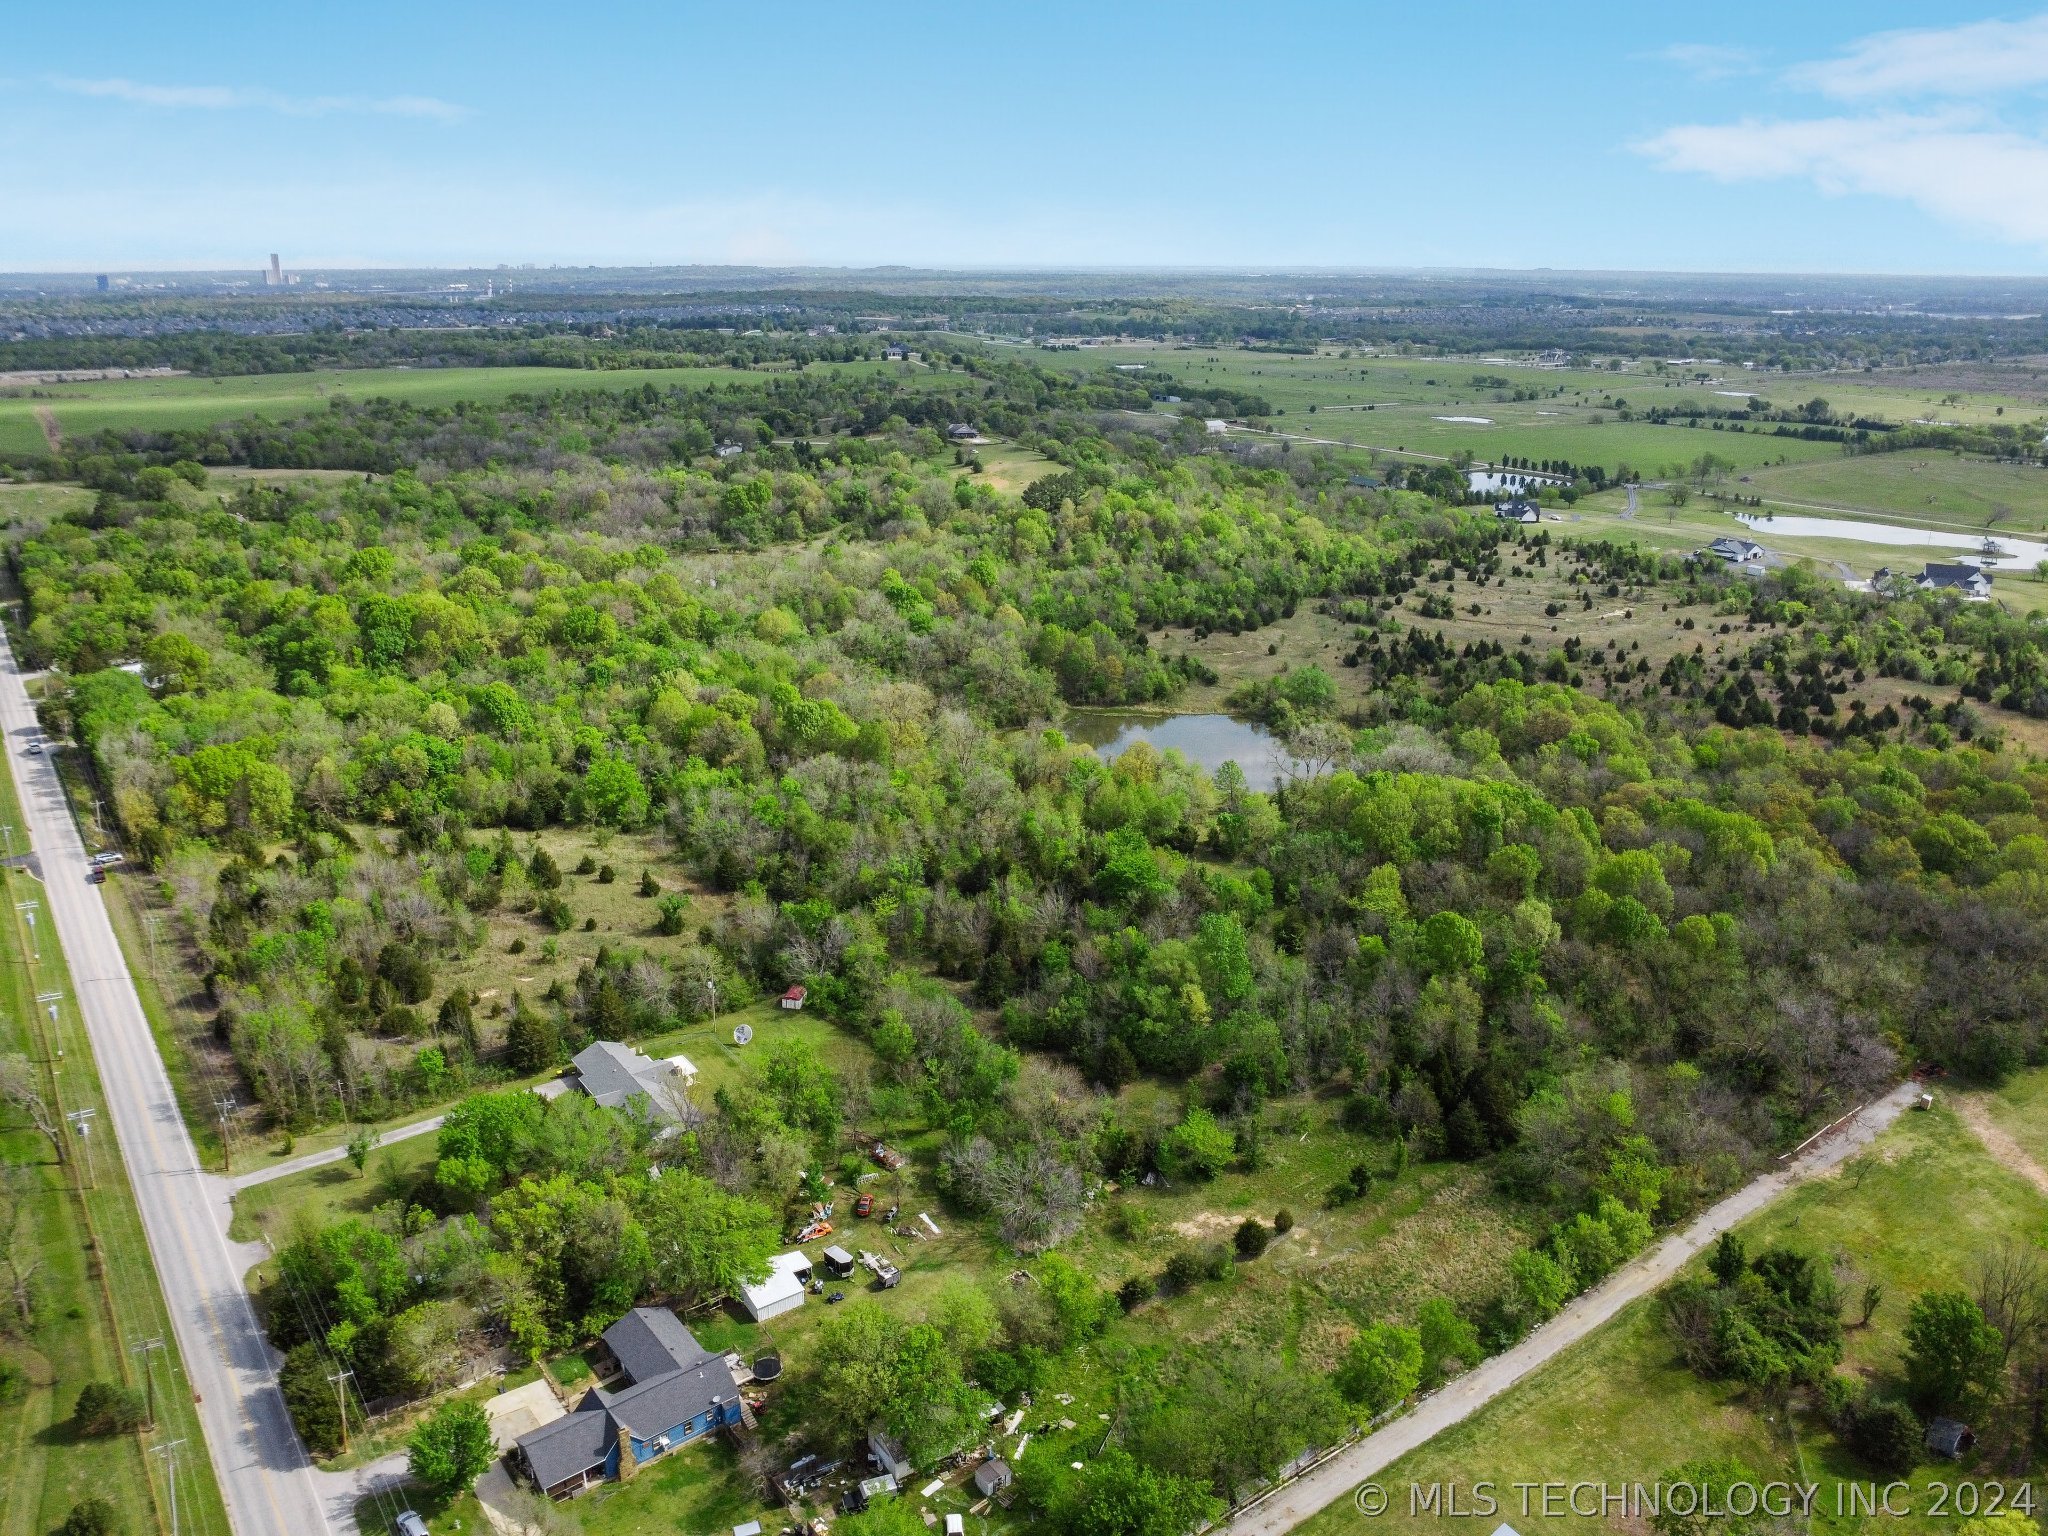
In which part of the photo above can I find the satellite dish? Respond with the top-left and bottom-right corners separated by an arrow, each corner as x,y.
733,1023 -> 754,1046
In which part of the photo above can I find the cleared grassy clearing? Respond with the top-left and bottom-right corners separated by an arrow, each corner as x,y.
0,358 -> 927,461
1298,1098 -> 2048,1536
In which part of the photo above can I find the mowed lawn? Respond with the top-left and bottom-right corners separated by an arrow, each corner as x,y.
0,358 -> 925,460
1748,453 -> 2048,536
1298,1097 -> 2048,1536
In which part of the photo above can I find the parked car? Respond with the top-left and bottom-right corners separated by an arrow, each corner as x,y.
395,1514 -> 430,1536
854,1193 -> 874,1217
87,868 -> 105,885
23,742 -> 40,755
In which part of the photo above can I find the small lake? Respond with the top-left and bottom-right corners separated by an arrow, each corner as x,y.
1062,711 -> 1285,792
1736,512 -> 2048,569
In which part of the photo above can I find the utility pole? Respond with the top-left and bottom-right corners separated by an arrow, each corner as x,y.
36,992 -> 62,1064
131,1336 -> 165,1427
152,1438 -> 187,1536
16,899 -> 36,962
67,1106 -> 96,1189
328,1368 -> 355,1453
214,1093 -> 237,1175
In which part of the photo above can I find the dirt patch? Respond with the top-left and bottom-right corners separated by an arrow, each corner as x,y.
32,407 -> 59,454
1171,1211 -> 1245,1238
1952,1094 -> 2048,1196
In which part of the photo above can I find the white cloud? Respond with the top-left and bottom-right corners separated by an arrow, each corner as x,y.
49,76 -> 465,120
1790,13 -> 2048,99
1639,112 -> 2048,246
1658,43 -> 1762,81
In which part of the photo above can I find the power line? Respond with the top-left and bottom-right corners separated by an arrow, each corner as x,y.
152,1438 -> 187,1536
131,1336 -> 166,1428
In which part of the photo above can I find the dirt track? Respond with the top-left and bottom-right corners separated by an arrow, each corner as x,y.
1225,1081 -> 1923,1536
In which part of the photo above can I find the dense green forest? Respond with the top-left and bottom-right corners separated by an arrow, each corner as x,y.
17,353 -> 2048,1527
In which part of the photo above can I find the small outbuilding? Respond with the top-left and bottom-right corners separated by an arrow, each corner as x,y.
869,1428 -> 913,1481
974,1458 -> 1014,1497
1925,1417 -> 1976,1459
781,985 -> 808,1011
740,1251 -> 813,1323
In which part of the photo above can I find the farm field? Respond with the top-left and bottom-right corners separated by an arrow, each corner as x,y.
1297,1090 -> 2048,1536
0,358 -> 925,461
1053,343 -> 2048,496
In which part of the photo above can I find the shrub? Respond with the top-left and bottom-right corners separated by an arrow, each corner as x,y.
72,1381 -> 145,1436
1850,1397 -> 1922,1475
1157,1106 -> 1234,1181
1234,1217 -> 1270,1259
1335,1323 -> 1423,1415
60,1499 -> 119,1536
508,937 -> 526,955
657,893 -> 690,936
528,848 -> 562,889
1273,1208 -> 1294,1235
1118,1275 -> 1154,1312
574,854 -> 597,875
538,893 -> 574,931
379,1005 -> 423,1039
1162,1248 -> 1206,1293
639,869 -> 660,897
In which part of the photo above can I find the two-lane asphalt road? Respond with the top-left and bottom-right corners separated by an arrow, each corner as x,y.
0,625 -> 331,1536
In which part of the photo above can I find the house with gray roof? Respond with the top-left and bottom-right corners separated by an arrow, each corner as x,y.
516,1308 -> 744,1498
1916,563 -> 1994,601
568,1041 -> 696,1111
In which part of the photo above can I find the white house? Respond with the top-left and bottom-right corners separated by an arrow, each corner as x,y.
739,1251 -> 812,1322
1917,563 -> 1994,601
1706,536 -> 1765,565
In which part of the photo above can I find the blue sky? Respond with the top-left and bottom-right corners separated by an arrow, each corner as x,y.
10,2 -> 2048,274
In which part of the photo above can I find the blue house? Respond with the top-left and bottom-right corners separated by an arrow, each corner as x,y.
517,1308 -> 746,1499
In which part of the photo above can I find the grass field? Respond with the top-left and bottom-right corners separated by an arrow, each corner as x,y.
0,739 -> 229,1536
0,358 -> 925,461
1747,453 -> 2048,536
1298,1096 -> 2048,1536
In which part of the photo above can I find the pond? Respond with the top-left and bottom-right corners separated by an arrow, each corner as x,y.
1735,512 -> 2048,570
1061,711 -> 1285,792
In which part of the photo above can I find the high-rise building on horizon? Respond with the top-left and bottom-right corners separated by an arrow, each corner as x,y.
265,253 -> 282,287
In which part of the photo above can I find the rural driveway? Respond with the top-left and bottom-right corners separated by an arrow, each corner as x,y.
0,626 -> 335,1536
229,1111 -> 447,1191
1226,1080 -> 1922,1536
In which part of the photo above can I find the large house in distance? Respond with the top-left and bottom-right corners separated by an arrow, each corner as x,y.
1916,563 -> 1995,601
567,1040 -> 696,1111
1494,498 -> 1541,524
516,1308 -> 746,1499
1706,536 -> 1765,565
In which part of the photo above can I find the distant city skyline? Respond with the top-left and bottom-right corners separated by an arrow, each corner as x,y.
9,2 -> 2048,275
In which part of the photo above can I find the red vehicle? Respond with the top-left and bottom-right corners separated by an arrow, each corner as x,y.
854,1193 -> 875,1218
